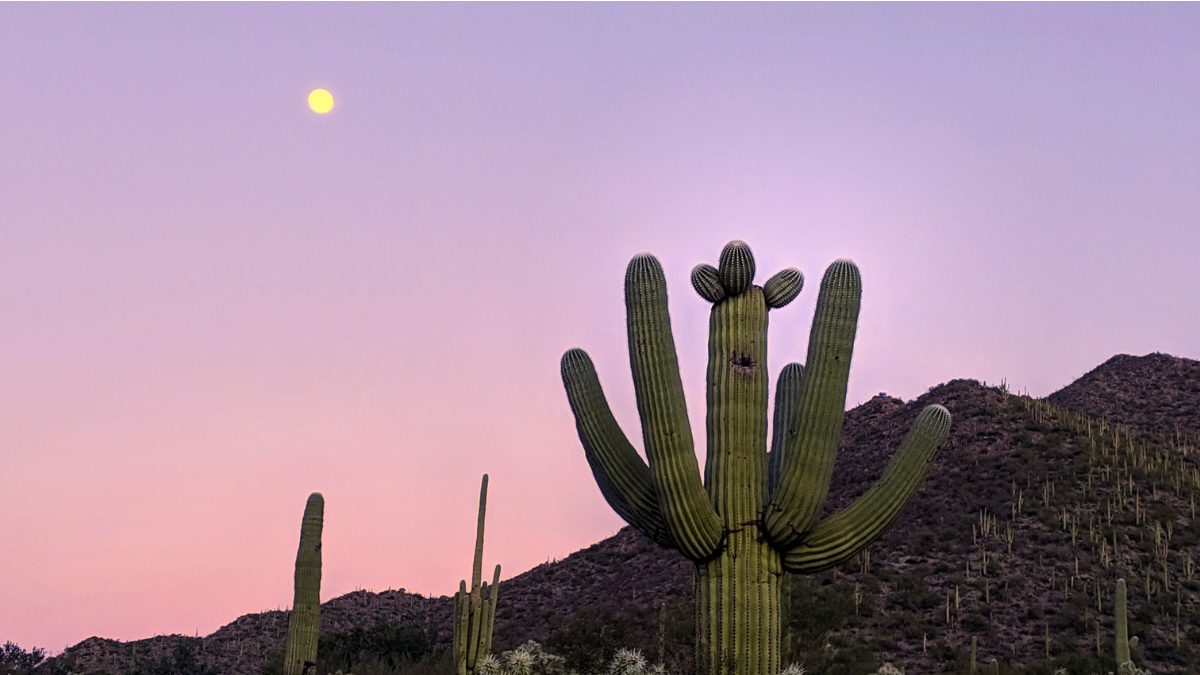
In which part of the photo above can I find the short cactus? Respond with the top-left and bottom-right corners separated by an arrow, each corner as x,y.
477,642 -> 573,675
454,475 -> 502,675
284,493 -> 324,675
561,240 -> 951,675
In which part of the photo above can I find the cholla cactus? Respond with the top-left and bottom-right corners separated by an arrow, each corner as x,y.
477,654 -> 503,675
779,665 -> 806,675
506,649 -> 536,675
874,665 -> 904,675
608,649 -> 648,675
482,642 -> 570,675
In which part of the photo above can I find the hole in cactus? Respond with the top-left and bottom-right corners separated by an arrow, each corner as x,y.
729,352 -> 756,374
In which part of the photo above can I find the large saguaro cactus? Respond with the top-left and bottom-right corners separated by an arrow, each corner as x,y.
454,475 -> 502,675
1115,578 -> 1140,675
561,240 -> 951,675
284,492 -> 324,675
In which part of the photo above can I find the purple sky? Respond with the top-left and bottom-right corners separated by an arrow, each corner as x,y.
2,3 -> 1198,652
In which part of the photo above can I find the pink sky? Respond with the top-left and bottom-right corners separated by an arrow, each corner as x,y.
2,3 -> 1198,652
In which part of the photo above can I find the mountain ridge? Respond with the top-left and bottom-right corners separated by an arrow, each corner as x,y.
38,352 -> 1200,675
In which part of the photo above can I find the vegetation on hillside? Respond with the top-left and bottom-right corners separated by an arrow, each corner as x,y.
24,354 -> 1200,675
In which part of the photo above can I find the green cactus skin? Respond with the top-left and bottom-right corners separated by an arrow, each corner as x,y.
1115,578 -> 1139,673
284,493 -> 324,675
762,268 -> 804,309
560,241 -> 951,675
692,264 -> 727,304
454,475 -> 501,675
718,240 -> 756,296
969,636 -> 977,675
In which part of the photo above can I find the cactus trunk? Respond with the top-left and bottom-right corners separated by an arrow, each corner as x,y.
561,241 -> 952,675
1116,578 -> 1130,665
696,535 -> 782,675
284,492 -> 323,675
1114,577 -> 1139,673
697,288 -> 781,675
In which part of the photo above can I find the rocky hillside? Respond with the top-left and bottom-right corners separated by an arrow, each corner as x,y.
1048,353 -> 1200,439
42,353 -> 1200,675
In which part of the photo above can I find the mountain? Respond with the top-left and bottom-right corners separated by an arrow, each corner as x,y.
1048,353 -> 1200,439
41,353 -> 1200,675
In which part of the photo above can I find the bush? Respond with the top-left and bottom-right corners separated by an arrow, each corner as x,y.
318,618 -> 430,673
260,618 -> 439,675
0,643 -> 46,675
129,642 -> 217,675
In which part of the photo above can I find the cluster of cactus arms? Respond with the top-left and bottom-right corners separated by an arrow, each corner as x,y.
561,240 -> 952,675
284,493 -> 324,675
1115,578 -> 1141,675
455,475 -> 502,675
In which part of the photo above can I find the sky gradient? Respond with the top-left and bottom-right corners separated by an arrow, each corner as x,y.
2,3 -> 1198,652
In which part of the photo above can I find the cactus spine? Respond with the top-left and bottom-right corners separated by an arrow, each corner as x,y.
454,475 -> 502,675
561,241 -> 952,675
284,492 -> 324,675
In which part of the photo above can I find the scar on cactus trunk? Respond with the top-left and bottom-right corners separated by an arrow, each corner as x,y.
561,240 -> 952,675
454,475 -> 501,675
284,492 -> 323,675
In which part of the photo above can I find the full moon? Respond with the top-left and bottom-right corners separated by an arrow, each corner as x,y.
308,89 -> 334,114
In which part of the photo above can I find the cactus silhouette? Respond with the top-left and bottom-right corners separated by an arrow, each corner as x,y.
561,241 -> 951,675
454,475 -> 501,675
284,492 -> 323,675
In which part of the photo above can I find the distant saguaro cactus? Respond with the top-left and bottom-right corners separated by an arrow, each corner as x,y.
284,492 -> 324,675
561,241 -> 951,675
454,475 -> 502,675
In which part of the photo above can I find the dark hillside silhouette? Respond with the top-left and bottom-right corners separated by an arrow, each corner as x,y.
41,353 -> 1200,675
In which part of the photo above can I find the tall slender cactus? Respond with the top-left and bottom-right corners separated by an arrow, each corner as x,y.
561,241 -> 951,675
1115,578 -> 1140,674
454,475 -> 502,675
284,492 -> 324,675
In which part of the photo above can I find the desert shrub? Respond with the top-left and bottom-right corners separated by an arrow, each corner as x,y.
318,617 -> 430,673
545,599 -> 692,675
0,643 -> 46,675
128,642 -> 217,675
260,619 -> 440,675
481,643 -> 675,675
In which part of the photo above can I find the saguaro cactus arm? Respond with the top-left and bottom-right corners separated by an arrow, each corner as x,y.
765,260 -> 862,547
767,363 -> 804,494
453,580 -> 468,674
780,405 -> 952,573
480,564 -> 501,658
625,253 -> 722,561
560,349 -> 675,549
283,492 -> 324,675
762,267 -> 804,309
